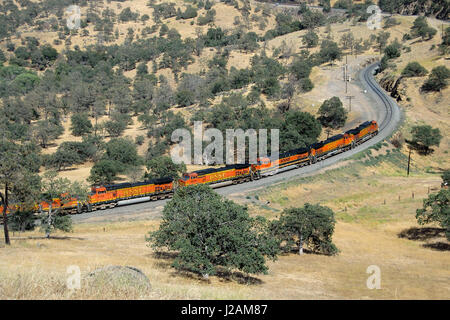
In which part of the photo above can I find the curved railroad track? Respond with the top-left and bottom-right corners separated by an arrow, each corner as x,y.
72,62 -> 402,223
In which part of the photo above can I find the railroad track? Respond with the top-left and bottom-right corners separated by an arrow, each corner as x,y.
72,62 -> 402,223
363,63 -> 394,132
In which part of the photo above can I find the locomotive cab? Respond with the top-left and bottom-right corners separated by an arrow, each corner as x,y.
91,186 -> 107,195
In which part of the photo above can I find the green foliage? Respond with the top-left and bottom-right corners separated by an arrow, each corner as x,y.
104,118 -> 127,138
146,139 -> 169,159
383,17 -> 400,29
384,40 -> 402,60
9,210 -> 37,232
416,189 -> 449,240
238,32 -> 260,52
410,125 -> 442,153
197,8 -> 216,26
180,5 -> 198,19
176,89 -> 195,107
376,31 -> 390,53
318,96 -> 347,129
39,171 -> 88,237
144,156 -> 186,180
264,12 -> 303,40
410,16 -> 437,40
88,159 -> 122,185
319,40 -> 342,65
442,170 -> 450,186
280,110 -> 322,151
290,56 -> 313,80
421,66 -> 450,92
70,113 -> 93,136
302,30 -> 319,48
440,27 -> 450,54
46,146 -> 80,171
32,119 -> 64,148
103,138 -> 140,168
148,185 -> 279,277
301,9 -> 326,30
401,62 -> 428,77
119,7 -> 139,22
271,203 -> 338,255
135,135 -> 145,146
151,2 -> 177,21
378,0 -> 448,19
0,49 -> 5,64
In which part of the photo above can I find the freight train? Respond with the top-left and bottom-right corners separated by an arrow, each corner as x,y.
4,120 -> 379,215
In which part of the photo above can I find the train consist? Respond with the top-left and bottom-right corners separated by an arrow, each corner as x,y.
7,120 -> 379,215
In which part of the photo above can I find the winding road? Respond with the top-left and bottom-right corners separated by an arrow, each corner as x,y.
72,62 -> 402,224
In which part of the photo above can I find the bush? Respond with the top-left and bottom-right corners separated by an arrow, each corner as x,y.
410,124 -> 442,154
147,185 -> 279,278
384,40 -> 402,60
384,17 -> 400,29
104,119 -> 127,137
144,156 -> 186,180
135,135 -> 145,146
410,16 -> 437,40
180,5 -> 198,19
271,203 -> 338,255
401,62 -> 428,77
317,96 -> 347,129
421,66 -> 450,92
197,9 -> 216,26
70,113 -> 93,136
119,8 -> 139,22
103,138 -> 140,167
88,159 -> 122,185
302,30 -> 319,48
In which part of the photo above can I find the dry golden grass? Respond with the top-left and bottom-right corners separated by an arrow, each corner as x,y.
374,16 -> 450,171
1,151 -> 449,300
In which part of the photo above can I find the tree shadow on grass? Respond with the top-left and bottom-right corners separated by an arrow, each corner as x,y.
151,251 -> 263,285
422,242 -> 450,251
11,235 -> 86,240
398,227 -> 445,241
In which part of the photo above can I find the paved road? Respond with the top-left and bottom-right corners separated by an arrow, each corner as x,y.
72,62 -> 402,224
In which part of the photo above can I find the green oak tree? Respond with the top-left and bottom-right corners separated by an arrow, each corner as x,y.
317,96 -> 348,130
148,185 -> 279,279
416,187 -> 449,241
271,203 -> 338,255
144,156 -> 186,180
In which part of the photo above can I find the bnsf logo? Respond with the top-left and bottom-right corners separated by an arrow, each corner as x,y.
156,185 -> 170,192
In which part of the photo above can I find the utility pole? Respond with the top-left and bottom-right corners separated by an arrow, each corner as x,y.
407,147 -> 412,176
346,95 -> 355,112
345,55 -> 348,93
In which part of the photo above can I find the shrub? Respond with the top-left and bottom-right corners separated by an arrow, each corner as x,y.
401,62 -> 428,77
421,66 -> 450,92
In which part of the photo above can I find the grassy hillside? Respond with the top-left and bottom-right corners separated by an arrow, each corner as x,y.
0,0 -> 449,300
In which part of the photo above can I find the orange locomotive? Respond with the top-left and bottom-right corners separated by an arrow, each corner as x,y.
33,178 -> 174,214
179,164 -> 254,187
2,120 -> 380,217
253,147 -> 310,178
86,177 -> 174,211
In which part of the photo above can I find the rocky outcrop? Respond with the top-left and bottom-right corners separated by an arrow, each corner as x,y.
86,265 -> 152,292
379,0 -> 449,20
378,74 -> 406,102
